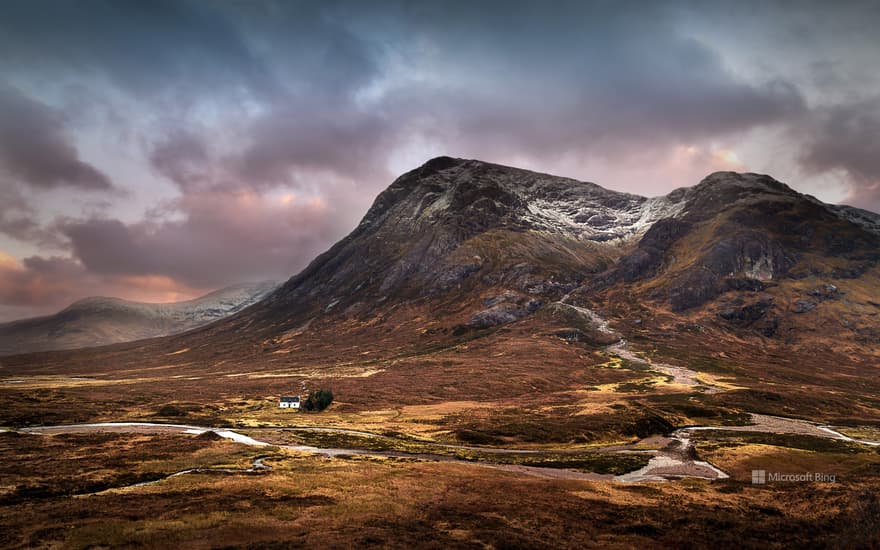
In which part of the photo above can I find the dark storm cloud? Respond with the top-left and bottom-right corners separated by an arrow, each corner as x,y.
149,131 -> 212,191
798,96 -> 880,213
2,0 -> 813,191
0,85 -> 113,190
0,0 -> 277,101
388,1 -> 806,150
800,96 -> 880,181
233,103 -> 394,188
143,0 -> 810,196
0,185 -> 39,242
0,256 -> 84,307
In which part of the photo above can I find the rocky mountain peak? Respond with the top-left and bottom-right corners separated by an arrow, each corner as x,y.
364,157 -> 687,244
669,171 -> 803,223
697,171 -> 795,193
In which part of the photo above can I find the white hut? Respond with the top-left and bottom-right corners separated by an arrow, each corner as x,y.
279,396 -> 301,409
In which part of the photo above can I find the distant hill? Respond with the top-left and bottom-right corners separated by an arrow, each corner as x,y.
0,281 -> 278,355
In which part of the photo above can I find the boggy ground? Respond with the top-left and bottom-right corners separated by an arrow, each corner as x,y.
1,429 -> 878,549
2,293 -> 880,547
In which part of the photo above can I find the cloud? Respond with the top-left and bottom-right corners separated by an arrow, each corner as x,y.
143,1 -> 810,199
800,96 -> 880,181
0,185 -> 41,243
0,254 -> 85,307
796,95 -> 880,212
148,130 -> 212,191
232,102 -> 394,188
0,0 -> 277,102
375,2 -> 806,165
0,85 -> 113,190
4,1 -> 813,194
62,186 -> 353,289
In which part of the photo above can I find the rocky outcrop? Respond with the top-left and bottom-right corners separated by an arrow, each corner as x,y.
809,284 -> 843,300
466,294 -> 544,329
717,299 -> 778,336
665,232 -> 797,311
792,300 -> 817,314
618,219 -> 692,282
718,299 -> 774,324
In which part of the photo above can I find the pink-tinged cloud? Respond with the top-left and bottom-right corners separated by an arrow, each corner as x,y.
62,186 -> 357,290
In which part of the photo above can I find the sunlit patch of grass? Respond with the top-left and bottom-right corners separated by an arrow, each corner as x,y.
695,372 -> 744,391
695,441 -> 880,482
594,374 -> 678,393
835,426 -> 880,441
691,430 -> 870,454
593,355 -> 625,369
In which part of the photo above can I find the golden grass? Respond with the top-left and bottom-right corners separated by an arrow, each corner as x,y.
4,431 -> 880,548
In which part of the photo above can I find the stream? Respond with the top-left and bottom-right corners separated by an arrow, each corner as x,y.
12,414 -> 879,487
17,421 -> 721,483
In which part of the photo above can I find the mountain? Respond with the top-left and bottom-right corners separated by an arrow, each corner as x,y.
0,281 -> 278,356
3,157 -> 879,430
232,157 -> 688,333
218,158 -> 879,346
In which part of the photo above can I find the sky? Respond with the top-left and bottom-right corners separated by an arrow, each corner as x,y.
0,0 -> 878,321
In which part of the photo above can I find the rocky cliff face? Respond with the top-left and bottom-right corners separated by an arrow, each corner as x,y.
610,171 -> 879,313
249,157 -> 690,332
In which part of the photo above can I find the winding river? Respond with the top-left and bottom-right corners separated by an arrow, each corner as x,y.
13,416 -> 876,487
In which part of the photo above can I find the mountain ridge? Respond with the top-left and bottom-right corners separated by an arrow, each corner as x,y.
190,157 -> 879,357
0,280 -> 278,356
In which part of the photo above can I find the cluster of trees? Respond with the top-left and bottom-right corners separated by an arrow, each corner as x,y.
302,388 -> 334,412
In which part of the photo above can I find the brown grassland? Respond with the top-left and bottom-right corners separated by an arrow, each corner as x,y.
1,430 -> 879,549
2,269 -> 880,548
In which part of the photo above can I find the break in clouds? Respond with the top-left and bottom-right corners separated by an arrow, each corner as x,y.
0,0 -> 879,320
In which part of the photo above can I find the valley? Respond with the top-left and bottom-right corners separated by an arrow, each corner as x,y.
2,159 -> 879,548
2,311 -> 879,547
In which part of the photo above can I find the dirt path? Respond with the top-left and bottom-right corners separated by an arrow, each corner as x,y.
553,297 -> 722,393
553,299 -> 615,335
605,340 -> 720,392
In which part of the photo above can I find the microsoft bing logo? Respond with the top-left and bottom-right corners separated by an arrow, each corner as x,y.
750,469 -> 835,484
